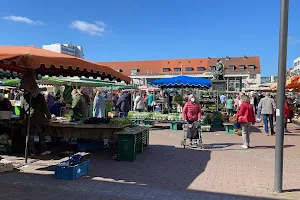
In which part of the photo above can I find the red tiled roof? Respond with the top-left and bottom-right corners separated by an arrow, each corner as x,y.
97,56 -> 260,76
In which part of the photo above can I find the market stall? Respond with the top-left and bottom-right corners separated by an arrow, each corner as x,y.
0,46 -> 131,162
144,76 -> 214,129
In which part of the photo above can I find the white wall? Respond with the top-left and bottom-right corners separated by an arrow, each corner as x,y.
42,44 -> 62,53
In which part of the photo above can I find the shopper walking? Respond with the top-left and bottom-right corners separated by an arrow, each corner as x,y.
182,94 -> 201,147
258,92 -> 276,135
146,91 -> 156,112
226,96 -> 234,116
236,95 -> 256,149
284,97 -> 291,133
134,93 -> 145,112
115,91 -> 130,117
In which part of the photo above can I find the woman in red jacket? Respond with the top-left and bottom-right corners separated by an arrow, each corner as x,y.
284,97 -> 291,133
182,94 -> 201,146
237,95 -> 256,149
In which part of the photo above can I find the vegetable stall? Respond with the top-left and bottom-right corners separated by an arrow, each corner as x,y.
0,46 -> 135,163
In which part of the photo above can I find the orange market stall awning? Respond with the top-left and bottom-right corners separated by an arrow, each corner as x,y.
0,46 -> 130,83
285,75 -> 300,90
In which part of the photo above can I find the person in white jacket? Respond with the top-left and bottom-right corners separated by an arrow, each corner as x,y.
134,93 -> 145,112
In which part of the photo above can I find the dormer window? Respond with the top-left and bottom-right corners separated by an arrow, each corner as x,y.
239,65 -> 245,70
210,66 -> 216,71
229,65 -> 235,71
197,67 -> 205,71
116,69 -> 123,72
248,65 -> 255,70
186,67 -> 194,72
130,68 -> 139,75
174,68 -> 181,72
225,56 -> 230,60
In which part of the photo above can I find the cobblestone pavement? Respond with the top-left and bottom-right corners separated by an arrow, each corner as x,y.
1,123 -> 300,200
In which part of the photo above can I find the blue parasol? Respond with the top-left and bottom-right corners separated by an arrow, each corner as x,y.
149,76 -> 211,88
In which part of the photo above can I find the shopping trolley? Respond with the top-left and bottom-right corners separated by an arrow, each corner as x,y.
181,121 -> 203,149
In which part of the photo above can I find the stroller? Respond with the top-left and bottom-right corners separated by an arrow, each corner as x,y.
181,121 -> 203,149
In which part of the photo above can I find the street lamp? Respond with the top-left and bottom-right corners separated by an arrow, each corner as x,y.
274,0 -> 289,193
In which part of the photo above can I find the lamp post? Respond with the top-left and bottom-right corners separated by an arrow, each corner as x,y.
274,0 -> 289,193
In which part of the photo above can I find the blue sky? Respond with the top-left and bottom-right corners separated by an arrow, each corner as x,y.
0,0 -> 300,76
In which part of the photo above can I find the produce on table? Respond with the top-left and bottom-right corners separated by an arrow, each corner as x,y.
64,114 -> 73,120
109,118 -> 132,126
83,117 -> 111,124
129,111 -> 182,121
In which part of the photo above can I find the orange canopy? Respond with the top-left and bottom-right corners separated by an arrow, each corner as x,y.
286,76 -> 300,89
0,46 -> 130,83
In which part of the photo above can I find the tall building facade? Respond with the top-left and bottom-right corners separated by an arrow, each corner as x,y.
291,57 -> 300,76
42,43 -> 84,58
98,56 -> 261,91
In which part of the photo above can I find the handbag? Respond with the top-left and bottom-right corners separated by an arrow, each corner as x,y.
151,101 -> 156,106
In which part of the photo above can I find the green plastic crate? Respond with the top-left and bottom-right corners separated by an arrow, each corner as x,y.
224,123 -> 235,134
170,122 -> 183,130
117,134 -> 136,162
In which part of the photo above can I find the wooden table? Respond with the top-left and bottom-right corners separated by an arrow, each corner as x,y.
45,123 -> 130,139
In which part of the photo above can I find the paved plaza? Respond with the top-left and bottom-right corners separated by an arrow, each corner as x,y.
1,123 -> 300,200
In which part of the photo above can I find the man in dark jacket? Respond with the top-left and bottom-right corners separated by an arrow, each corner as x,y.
20,92 -> 52,156
116,92 -> 130,117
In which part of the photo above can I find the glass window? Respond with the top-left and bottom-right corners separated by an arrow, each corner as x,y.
239,65 -> 245,70
249,74 -> 257,79
185,67 -> 193,72
130,69 -> 138,75
197,67 -> 205,71
210,66 -> 216,71
229,65 -> 235,71
174,68 -> 181,72
248,65 -> 255,70
163,68 -> 170,72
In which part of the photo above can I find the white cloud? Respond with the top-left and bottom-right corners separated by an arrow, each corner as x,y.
95,21 -> 107,27
288,36 -> 300,44
2,16 -> 43,25
70,20 -> 107,36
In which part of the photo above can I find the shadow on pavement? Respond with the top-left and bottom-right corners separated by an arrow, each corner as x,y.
250,126 -> 262,133
86,144 -> 211,191
0,144 -> 290,199
0,171 -> 279,200
252,145 -> 295,149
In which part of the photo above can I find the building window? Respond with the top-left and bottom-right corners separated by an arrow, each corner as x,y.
210,66 -> 216,71
229,65 -> 235,71
130,69 -> 139,75
186,67 -> 194,72
197,67 -> 205,71
239,65 -> 245,70
163,68 -> 170,72
248,65 -> 255,70
249,74 -> 257,79
174,68 -> 181,72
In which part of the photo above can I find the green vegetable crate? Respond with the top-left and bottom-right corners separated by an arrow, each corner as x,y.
223,123 -> 235,134
170,122 -> 183,130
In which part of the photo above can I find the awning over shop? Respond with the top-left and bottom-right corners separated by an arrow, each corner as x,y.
149,75 -> 211,88
0,77 -> 137,90
0,46 -> 130,83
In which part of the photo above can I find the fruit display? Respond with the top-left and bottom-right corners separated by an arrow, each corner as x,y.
83,117 -> 111,124
109,118 -> 132,126
129,111 -> 182,121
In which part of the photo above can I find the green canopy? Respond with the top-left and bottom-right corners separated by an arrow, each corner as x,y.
0,77 -> 137,90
